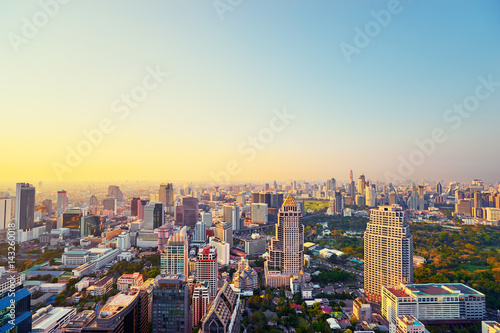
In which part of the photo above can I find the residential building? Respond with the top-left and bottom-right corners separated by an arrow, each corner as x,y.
192,282 -> 211,328
394,315 -> 426,333
482,321 -> 500,333
215,222 -> 233,247
87,276 -> 113,296
160,229 -> 188,277
196,246 -> 218,298
209,237 -> 230,266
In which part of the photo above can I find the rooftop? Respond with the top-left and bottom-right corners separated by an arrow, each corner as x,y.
99,290 -> 139,319
33,307 -> 75,330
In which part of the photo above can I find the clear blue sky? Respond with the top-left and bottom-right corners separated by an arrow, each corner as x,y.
1,0 -> 499,183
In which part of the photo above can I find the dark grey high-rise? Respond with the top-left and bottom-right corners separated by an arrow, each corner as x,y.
152,275 -> 190,333
15,183 -> 35,231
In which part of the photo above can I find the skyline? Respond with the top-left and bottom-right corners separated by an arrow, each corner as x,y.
2,1 -> 500,183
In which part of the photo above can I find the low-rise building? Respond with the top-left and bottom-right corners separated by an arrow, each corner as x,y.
394,315 -> 426,333
87,276 -> 113,296
382,283 -> 485,326
482,321 -> 500,333
62,250 -> 91,266
117,272 -> 143,291
32,306 -> 76,333
353,298 -> 372,322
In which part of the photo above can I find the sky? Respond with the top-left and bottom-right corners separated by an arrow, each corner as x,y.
1,0 -> 500,184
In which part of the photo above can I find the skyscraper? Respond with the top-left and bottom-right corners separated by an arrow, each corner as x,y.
436,182 -> 443,195
131,197 -> 141,216
181,197 -> 199,229
152,275 -> 190,333
265,194 -> 304,287
0,197 -> 13,230
107,185 -> 123,203
160,228 -> 188,277
144,202 -> 165,230
196,246 -> 218,298
364,205 -> 413,302
192,282 -> 211,328
215,222 -> 233,247
159,183 -> 174,213
223,204 -> 241,231
57,190 -> 67,217
15,183 -> 35,231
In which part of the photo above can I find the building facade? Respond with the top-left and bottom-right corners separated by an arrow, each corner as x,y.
364,205 -> 413,302
265,194 -> 304,287
152,275 -> 190,333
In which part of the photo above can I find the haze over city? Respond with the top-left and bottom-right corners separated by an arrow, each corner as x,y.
2,1 -> 500,183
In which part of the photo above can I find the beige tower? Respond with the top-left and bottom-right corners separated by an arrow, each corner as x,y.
265,194 -> 304,287
364,205 -> 413,302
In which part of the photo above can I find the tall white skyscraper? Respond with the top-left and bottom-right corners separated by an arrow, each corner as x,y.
160,227 -> 188,278
364,205 -> 413,302
196,246 -> 218,298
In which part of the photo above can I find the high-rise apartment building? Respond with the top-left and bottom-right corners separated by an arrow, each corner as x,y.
364,205 -> 413,302
15,183 -> 35,231
160,228 -> 188,277
196,246 -> 218,298
265,194 -> 304,287
223,204 -> 241,231
192,282 -> 211,328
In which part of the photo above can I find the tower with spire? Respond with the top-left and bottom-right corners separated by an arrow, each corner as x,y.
265,193 -> 305,287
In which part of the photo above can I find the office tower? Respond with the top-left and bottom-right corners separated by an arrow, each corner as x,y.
102,198 -> 117,215
407,186 -> 420,211
181,197 -> 198,229
349,170 -> 355,198
201,212 -> 212,228
223,204 -> 241,231
269,193 -> 284,209
358,174 -> 366,195
82,288 -> 148,333
330,191 -> 343,214
108,185 -> 124,203
138,199 -> 149,221
131,197 -> 141,216
159,183 -> 174,212
192,282 -> 211,328
382,283 -> 485,327
89,195 -> 99,207
42,199 -> 52,215
474,190 -> 483,208
57,190 -> 68,217
0,197 -> 13,230
199,281 -> 241,333
175,206 -> 183,226
326,178 -> 336,198
389,191 -> 397,205
192,221 -> 207,244
160,230 -> 188,277
63,208 -> 83,236
215,222 -> 233,247
144,202 -> 164,230
0,283 -> 32,333
244,234 -> 266,255
196,246 -> 218,298
15,183 -> 35,231
364,205 -> 413,302
209,237 -> 230,266
251,203 -> 268,224
265,194 -> 304,287
117,232 -> 131,251
80,214 -> 101,237
251,192 -> 260,204
436,182 -> 443,195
